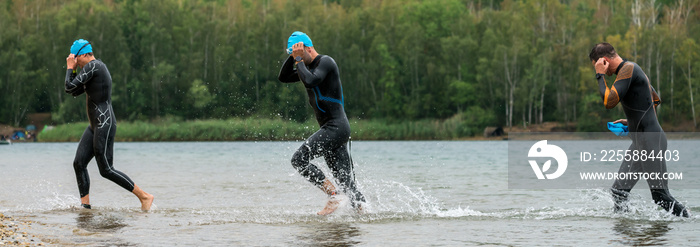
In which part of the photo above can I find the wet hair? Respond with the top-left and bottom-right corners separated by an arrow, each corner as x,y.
589,43 -> 617,62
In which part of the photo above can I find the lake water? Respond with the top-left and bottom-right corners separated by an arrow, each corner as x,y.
1,141 -> 698,246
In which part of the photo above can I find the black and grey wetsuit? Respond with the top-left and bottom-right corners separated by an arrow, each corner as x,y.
597,59 -> 689,217
65,60 -> 135,198
278,55 -> 365,207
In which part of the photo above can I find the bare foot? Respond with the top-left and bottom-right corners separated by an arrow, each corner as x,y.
132,185 -> 154,211
317,196 -> 340,215
140,193 -> 154,211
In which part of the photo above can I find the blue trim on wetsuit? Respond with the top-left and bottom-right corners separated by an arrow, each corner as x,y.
312,88 -> 326,113
315,86 -> 344,105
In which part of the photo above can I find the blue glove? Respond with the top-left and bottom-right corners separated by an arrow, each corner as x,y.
607,122 -> 629,137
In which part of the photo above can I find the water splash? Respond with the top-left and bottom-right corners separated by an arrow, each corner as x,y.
477,189 -> 699,222
364,180 -> 478,217
10,181 -> 697,226
6,180 -> 78,213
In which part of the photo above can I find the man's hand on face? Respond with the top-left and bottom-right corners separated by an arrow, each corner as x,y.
292,42 -> 305,61
67,54 -> 77,70
595,57 -> 609,75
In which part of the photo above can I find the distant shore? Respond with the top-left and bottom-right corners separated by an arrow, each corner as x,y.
38,116 -> 492,142
27,118 -> 700,142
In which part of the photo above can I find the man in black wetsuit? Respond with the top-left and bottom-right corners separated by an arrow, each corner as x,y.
64,39 -> 154,211
278,31 -> 365,215
590,43 -> 690,217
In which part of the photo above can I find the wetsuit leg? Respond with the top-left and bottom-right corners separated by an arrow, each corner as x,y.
74,126 -> 95,198
291,127 -> 334,188
638,132 -> 689,217
610,142 -> 639,212
93,121 -> 135,192
325,143 -> 365,207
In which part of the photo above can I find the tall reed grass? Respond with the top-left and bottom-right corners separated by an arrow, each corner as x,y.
40,114 -> 485,142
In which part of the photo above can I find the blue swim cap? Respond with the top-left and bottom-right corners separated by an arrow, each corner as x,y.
287,31 -> 313,55
70,39 -> 92,56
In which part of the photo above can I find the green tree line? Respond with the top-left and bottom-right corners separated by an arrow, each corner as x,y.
1,0 -> 699,133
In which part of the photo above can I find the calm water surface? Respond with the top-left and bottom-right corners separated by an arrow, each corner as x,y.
0,141 -> 698,246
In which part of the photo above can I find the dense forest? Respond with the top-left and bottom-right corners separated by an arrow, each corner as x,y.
1,0 -> 699,133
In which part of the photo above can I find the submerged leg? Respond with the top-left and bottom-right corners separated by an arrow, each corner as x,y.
610,143 -> 639,213
325,143 -> 365,209
610,188 -> 631,213
640,132 -> 689,217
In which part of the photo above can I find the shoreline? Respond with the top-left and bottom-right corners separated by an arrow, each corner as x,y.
0,213 -> 45,246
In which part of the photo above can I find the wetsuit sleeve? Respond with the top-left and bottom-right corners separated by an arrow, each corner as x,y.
599,63 -> 633,109
65,70 -> 85,96
278,56 -> 300,83
651,86 -> 661,107
297,56 -> 333,88
65,62 -> 97,96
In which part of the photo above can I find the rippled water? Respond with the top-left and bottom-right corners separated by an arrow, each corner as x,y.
1,141 -> 698,246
